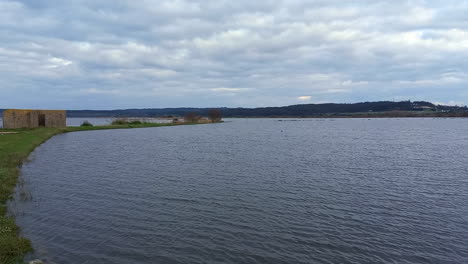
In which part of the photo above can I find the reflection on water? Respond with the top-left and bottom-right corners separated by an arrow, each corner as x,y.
10,118 -> 468,264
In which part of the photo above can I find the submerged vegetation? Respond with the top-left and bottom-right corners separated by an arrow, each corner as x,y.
111,118 -> 145,125
80,120 -> 94,127
0,121 -> 216,263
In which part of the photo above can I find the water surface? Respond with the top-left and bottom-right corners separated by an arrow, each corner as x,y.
10,118 -> 468,263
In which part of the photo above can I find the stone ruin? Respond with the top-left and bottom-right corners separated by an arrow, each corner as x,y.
2,109 -> 66,129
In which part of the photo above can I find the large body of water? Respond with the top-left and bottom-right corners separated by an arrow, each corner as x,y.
9,118 -> 468,263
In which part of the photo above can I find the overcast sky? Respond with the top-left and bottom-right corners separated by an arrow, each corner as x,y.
1,0 -> 467,109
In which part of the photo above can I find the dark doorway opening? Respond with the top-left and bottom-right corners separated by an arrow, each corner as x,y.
38,114 -> 46,127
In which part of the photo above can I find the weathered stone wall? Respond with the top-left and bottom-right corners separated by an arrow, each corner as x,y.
3,110 -> 37,129
3,109 -> 66,129
41,110 -> 66,128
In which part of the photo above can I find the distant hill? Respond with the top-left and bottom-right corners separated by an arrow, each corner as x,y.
1,101 -> 467,118
66,101 -> 467,118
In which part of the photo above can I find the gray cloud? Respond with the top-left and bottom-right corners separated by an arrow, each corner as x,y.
1,0 -> 467,109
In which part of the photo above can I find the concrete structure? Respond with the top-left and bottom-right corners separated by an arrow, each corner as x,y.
2,109 -> 66,129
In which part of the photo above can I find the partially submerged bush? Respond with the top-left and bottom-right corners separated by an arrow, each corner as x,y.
80,121 -> 93,127
184,112 -> 201,123
112,118 -> 146,125
111,118 -> 128,125
208,109 -> 222,122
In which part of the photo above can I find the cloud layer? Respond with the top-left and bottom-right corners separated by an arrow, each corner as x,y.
1,0 -> 467,109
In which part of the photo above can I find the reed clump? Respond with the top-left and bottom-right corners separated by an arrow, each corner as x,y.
112,118 -> 147,125
80,120 -> 94,127
111,118 -> 129,125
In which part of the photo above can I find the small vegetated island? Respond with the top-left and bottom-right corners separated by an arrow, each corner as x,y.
0,109 -> 222,264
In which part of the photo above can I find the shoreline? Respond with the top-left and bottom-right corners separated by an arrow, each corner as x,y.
0,122 -> 213,264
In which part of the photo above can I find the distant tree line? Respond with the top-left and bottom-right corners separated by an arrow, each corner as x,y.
5,101 -> 466,118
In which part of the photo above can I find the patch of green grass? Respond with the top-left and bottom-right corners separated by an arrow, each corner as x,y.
0,121 -> 210,263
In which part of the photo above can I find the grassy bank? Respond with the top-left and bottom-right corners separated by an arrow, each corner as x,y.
0,122 -> 205,263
